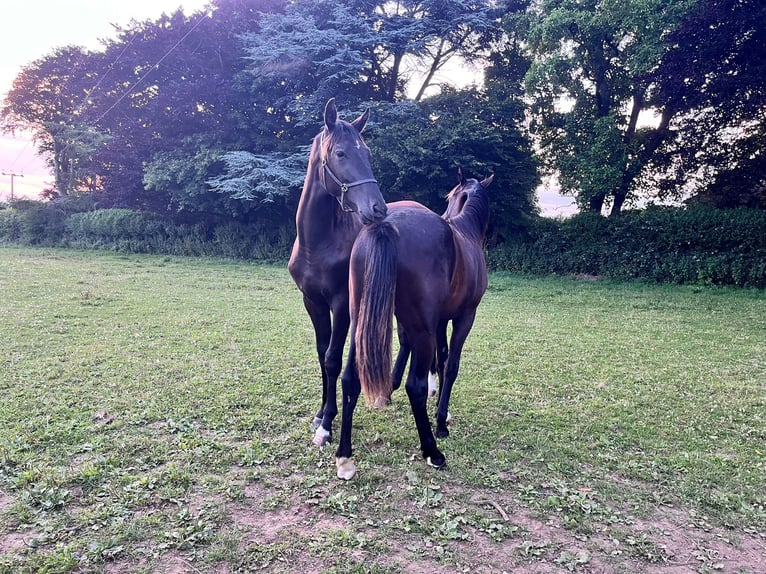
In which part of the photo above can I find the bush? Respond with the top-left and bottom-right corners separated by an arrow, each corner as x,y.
0,200 -> 67,245
490,206 -> 766,288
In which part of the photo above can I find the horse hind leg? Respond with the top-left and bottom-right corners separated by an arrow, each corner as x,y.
431,321 -> 448,399
405,334 -> 445,468
391,321 -> 409,396
336,334 -> 361,480
435,313 -> 476,438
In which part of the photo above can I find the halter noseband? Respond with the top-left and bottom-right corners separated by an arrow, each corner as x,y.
320,130 -> 378,212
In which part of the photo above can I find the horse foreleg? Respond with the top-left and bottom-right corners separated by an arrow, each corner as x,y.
303,296 -> 331,431
336,336 -> 360,480
310,301 -> 350,446
406,336 -> 445,468
435,313 -> 476,438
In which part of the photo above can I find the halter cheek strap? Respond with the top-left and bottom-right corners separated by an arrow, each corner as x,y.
320,131 -> 378,212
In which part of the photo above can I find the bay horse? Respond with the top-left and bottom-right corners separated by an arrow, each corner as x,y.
288,99 -> 387,447
389,169 -> 488,437
335,173 -> 493,479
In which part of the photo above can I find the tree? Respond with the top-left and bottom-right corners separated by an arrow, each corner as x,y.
368,89 -> 539,241
239,0 -> 503,122
519,0 -> 695,216
647,0 -> 766,209
0,46 -> 108,195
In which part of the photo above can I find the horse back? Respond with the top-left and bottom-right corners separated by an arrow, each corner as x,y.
385,206 -> 456,326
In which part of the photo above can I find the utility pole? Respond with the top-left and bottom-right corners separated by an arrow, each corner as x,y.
2,171 -> 23,200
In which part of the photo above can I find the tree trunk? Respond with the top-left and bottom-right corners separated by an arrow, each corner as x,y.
588,193 -> 606,213
610,190 -> 627,216
414,39 -> 447,102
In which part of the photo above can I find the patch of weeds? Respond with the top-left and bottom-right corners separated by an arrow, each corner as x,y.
612,530 -> 670,564
84,537 -> 128,564
234,541 -> 294,571
20,484 -> 71,512
3,545 -> 79,573
416,482 -> 443,508
430,508 -> 470,542
308,528 -> 384,557
474,516 -> 521,542
159,508 -> 215,550
328,563 -> 400,574
74,455 -> 120,491
237,443 -> 274,467
517,539 -> 555,559
555,549 -> 591,571
321,490 -> 359,517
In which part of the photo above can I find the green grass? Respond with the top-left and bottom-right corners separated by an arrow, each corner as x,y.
1,246 -> 764,573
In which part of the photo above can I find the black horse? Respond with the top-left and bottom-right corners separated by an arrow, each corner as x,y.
288,99 -> 387,447
335,173 -> 493,479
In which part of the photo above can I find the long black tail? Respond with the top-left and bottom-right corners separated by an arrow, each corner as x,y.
355,222 -> 398,408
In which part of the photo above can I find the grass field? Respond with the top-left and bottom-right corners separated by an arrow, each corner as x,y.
0,246 -> 764,573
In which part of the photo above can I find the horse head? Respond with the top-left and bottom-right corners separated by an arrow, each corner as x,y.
444,168 -> 493,220
318,99 -> 387,224
443,168 -> 493,239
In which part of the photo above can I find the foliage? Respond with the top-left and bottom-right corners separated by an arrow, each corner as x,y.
368,89 -> 539,241
240,0 -> 504,119
518,0 -> 696,215
0,46 -> 108,194
4,199 -> 766,288
646,0 -> 766,208
206,148 -> 309,204
1,0 -> 532,228
0,203 -> 293,261
491,207 -> 766,287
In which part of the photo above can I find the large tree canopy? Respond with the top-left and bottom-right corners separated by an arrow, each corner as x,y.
3,0 -> 763,233
518,0 -> 696,215
647,0 -> 766,209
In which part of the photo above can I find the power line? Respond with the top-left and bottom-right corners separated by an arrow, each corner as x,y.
92,10 -> 211,126
8,9 -> 211,177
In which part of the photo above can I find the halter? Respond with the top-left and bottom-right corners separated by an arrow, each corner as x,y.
320,130 -> 378,212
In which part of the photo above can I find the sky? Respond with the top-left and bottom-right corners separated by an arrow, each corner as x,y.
0,0 -> 576,216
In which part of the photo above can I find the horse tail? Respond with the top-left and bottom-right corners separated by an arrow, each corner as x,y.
355,222 -> 398,409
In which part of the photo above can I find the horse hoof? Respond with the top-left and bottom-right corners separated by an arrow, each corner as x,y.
313,426 -> 331,446
426,453 -> 446,469
436,427 -> 450,439
336,457 -> 356,480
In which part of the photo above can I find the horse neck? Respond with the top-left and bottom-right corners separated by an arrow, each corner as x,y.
450,191 -> 490,244
295,161 -> 359,249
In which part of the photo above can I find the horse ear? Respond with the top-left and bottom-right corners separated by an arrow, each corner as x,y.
350,108 -> 370,133
480,174 -> 494,188
324,98 -> 337,131
457,166 -> 465,185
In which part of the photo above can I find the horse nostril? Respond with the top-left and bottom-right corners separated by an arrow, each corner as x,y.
374,202 -> 387,219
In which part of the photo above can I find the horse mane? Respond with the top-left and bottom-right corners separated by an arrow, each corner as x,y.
449,179 -> 490,243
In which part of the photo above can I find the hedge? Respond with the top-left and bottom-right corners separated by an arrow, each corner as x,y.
0,202 -> 293,262
2,201 -> 764,287
490,207 -> 766,288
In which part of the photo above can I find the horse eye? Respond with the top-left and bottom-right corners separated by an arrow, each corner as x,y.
335,149 -> 346,159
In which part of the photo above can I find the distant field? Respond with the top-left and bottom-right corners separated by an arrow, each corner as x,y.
1,246 -> 764,573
